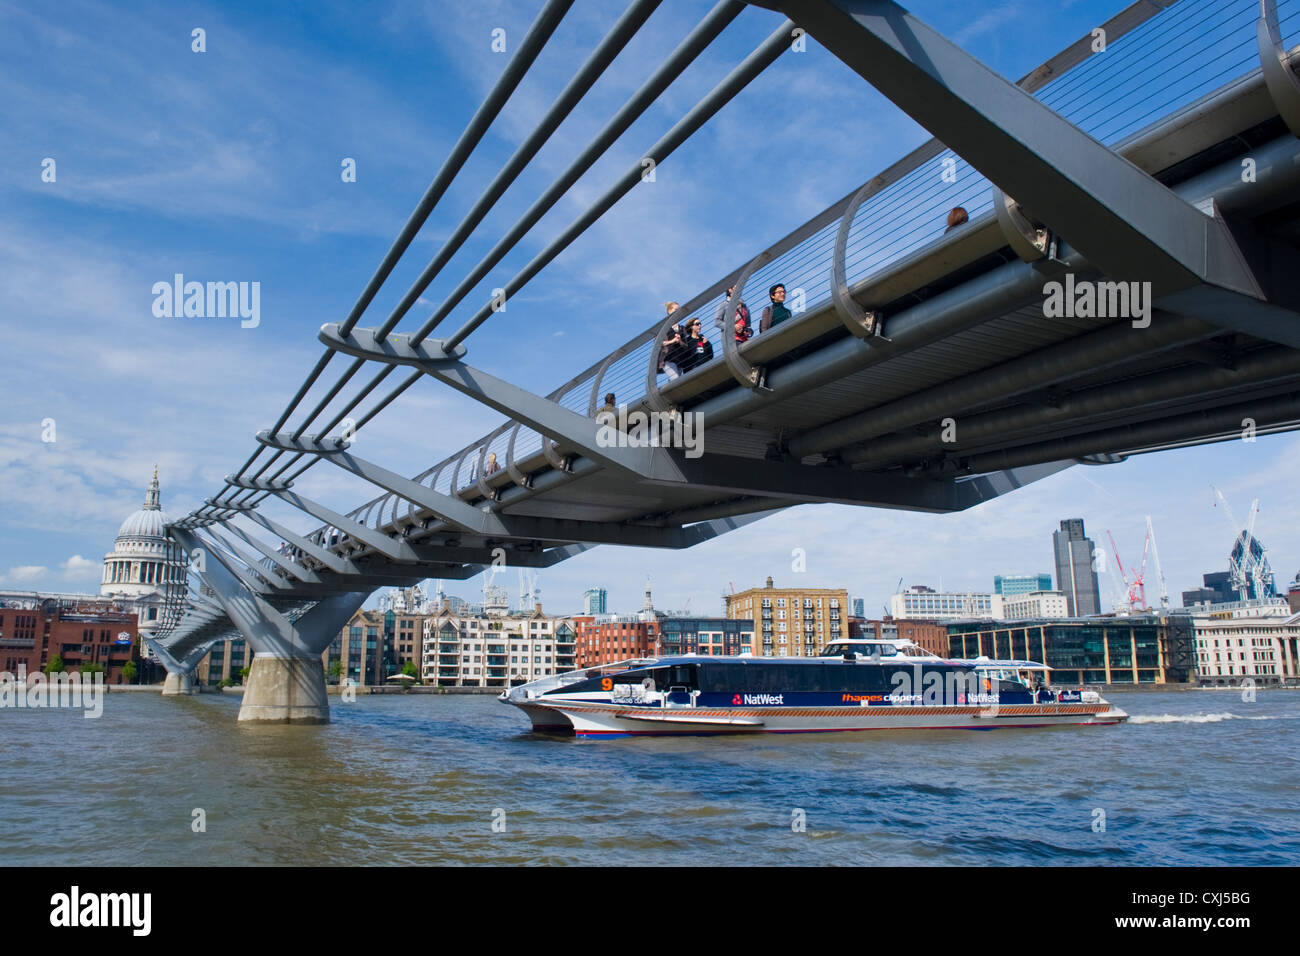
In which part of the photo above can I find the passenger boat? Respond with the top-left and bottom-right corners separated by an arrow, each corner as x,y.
499,640 -> 1128,737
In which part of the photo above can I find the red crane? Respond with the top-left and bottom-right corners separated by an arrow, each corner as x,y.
1106,528 -> 1151,612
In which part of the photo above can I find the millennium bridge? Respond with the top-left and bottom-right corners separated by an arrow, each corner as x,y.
149,0 -> 1300,722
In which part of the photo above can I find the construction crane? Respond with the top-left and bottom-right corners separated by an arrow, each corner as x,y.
1106,529 -> 1149,613
1145,515 -> 1170,610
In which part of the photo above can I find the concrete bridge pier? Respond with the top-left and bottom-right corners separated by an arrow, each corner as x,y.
238,654 -> 332,723
161,671 -> 195,696
225,589 -> 367,724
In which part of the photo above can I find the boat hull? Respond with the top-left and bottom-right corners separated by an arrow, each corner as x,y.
514,699 -> 1128,736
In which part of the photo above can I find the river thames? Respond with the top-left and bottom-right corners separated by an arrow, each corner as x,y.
3,689 -> 1296,866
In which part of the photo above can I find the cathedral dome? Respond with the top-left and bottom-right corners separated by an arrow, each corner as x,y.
117,506 -> 169,539
115,467 -> 169,541
101,468 -> 185,612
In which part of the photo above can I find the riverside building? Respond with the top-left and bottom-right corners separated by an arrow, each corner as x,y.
889,585 -> 1003,621
1002,590 -> 1070,620
725,577 -> 847,657
946,613 -> 1196,685
583,587 -> 608,615
99,468 -> 187,637
993,573 -> 1054,597
322,610 -> 390,686
1191,603 -> 1300,685
575,615 -> 659,666
196,636 -> 253,686
423,601 -> 576,688
0,595 -> 139,683
658,617 -> 753,656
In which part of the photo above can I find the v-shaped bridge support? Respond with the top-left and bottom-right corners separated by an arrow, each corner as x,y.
170,526 -> 369,723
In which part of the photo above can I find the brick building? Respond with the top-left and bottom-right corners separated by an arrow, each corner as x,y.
724,576 -> 847,657
0,597 -> 139,683
574,614 -> 658,668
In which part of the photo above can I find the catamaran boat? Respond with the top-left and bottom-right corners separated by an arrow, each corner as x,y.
499,640 -> 1128,737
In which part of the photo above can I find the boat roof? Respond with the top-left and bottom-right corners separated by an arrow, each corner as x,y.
609,654 -> 968,668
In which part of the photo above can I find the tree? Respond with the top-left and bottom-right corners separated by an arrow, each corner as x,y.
80,662 -> 106,677
122,660 -> 138,685
44,654 -> 64,675
238,665 -> 250,685
401,660 -> 418,677
329,660 -> 343,683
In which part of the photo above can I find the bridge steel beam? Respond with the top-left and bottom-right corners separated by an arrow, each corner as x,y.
230,508 -> 561,591
930,391 -> 1300,476
204,527 -> 298,594
770,0 -> 1300,348
169,526 -> 369,724
249,430 -> 704,548
221,520 -> 326,585
188,530 -> 277,598
849,346 -> 1300,469
795,312 -> 1215,461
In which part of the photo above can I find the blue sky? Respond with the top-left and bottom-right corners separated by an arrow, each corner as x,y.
1,0 -> 1297,618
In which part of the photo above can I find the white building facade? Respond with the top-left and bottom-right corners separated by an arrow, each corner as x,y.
1193,611 -> 1300,685
889,587 -> 1004,621
1002,590 -> 1070,621
422,602 -> 577,688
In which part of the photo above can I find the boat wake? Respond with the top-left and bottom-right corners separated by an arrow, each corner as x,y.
1129,711 -> 1300,725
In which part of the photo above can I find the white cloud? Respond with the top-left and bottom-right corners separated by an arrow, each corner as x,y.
61,555 -> 99,576
7,566 -> 50,582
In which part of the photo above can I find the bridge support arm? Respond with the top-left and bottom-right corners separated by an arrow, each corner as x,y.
319,324 -> 692,482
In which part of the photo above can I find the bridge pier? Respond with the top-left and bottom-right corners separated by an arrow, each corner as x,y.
239,656 -> 330,724
161,671 -> 195,696
145,637 -> 201,696
168,527 -> 368,725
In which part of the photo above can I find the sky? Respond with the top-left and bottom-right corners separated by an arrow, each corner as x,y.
1,0 -> 1297,620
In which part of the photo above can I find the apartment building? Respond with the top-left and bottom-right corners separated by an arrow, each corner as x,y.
725,576 -> 847,657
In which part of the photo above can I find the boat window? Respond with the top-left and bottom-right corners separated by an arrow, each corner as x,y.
668,664 -> 697,689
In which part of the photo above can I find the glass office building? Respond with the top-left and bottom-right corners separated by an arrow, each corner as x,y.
946,614 -> 1193,684
993,573 -> 1054,597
